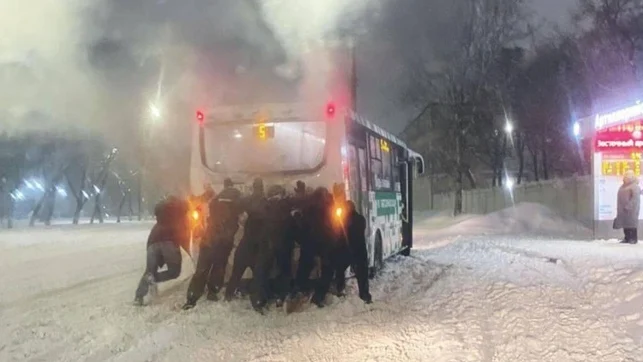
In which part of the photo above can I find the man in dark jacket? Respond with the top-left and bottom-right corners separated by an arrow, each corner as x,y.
312,200 -> 372,306
224,178 -> 272,312
134,196 -> 189,306
265,185 -> 299,307
183,178 -> 241,309
291,187 -> 335,305
336,200 -> 372,302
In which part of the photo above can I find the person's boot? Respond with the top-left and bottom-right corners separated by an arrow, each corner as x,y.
146,273 -> 158,298
182,291 -> 198,310
275,298 -> 284,308
182,299 -> 197,310
206,290 -> 219,301
133,296 -> 144,306
311,293 -> 325,308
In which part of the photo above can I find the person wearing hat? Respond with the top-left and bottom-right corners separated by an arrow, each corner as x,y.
183,178 -> 242,309
134,196 -> 189,306
614,170 -> 641,244
224,178 -> 272,312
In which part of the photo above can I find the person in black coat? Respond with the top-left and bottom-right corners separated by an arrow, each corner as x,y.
312,200 -> 372,306
134,196 -> 189,306
183,179 -> 241,309
224,178 -> 272,312
290,187 -> 336,306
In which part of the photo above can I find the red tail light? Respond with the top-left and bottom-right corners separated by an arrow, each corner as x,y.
326,102 -> 336,119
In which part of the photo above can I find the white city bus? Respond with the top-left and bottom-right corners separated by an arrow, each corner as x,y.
189,101 -> 425,270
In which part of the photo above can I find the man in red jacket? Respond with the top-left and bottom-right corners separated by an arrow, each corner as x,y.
134,196 -> 189,306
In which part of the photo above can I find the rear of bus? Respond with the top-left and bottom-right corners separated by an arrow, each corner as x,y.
190,101 -> 348,193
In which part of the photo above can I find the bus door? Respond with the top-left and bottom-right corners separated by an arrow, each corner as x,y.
399,156 -> 412,252
348,145 -> 360,207
348,144 -> 368,216
358,148 -> 369,217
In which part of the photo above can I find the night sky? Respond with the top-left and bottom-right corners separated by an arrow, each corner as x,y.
360,0 -> 580,135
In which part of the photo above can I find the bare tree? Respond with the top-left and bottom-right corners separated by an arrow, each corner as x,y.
402,0 -> 531,214
89,147 -> 118,224
0,134 -> 31,228
29,137 -> 71,226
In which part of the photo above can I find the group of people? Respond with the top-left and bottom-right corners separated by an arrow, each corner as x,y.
134,178 -> 373,313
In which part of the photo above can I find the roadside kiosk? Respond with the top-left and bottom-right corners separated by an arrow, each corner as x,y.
577,101 -> 643,239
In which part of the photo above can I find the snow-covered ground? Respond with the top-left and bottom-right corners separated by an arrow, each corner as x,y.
2,203 -> 643,361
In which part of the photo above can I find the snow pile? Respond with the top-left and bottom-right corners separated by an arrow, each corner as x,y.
417,202 -> 591,240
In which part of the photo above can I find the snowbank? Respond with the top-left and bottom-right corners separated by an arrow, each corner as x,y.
416,202 -> 591,241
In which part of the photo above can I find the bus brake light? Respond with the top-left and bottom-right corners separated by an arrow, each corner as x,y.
326,103 -> 336,119
196,110 -> 205,125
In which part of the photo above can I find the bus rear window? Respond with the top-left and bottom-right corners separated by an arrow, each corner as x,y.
202,121 -> 326,173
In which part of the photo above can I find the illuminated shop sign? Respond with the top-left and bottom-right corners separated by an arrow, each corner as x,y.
595,103 -> 643,130
601,153 -> 642,176
595,139 -> 643,150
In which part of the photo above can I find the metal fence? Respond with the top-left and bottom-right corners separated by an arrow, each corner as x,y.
414,176 -> 593,226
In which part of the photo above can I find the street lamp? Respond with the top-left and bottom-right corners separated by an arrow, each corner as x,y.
505,177 -> 514,190
149,102 -> 161,120
504,120 -> 514,134
572,121 -> 580,138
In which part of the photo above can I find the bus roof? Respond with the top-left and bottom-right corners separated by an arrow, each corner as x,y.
349,110 -> 408,149
349,110 -> 425,174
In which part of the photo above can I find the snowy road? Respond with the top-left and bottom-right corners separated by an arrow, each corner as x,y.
2,211 -> 643,361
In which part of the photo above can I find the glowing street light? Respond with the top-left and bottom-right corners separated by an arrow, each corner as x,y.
504,121 -> 514,134
572,121 -> 580,138
149,102 -> 161,120
505,177 -> 514,190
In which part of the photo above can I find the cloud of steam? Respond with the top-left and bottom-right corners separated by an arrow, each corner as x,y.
0,0 -> 101,133
0,0 -> 380,192
260,0 -> 377,55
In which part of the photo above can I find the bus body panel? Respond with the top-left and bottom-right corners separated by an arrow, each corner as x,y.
368,190 -> 404,265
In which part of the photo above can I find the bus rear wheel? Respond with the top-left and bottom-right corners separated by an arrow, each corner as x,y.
369,232 -> 383,279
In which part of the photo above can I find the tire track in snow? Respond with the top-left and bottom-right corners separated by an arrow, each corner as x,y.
0,267 -> 141,310
0,262 -> 194,362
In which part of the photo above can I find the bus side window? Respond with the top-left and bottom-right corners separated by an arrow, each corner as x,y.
392,151 -> 400,192
381,146 -> 392,189
369,134 -> 394,191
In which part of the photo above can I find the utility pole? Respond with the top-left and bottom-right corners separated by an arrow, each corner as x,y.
351,40 -> 357,112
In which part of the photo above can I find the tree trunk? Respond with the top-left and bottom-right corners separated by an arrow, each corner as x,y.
455,168 -> 463,216
541,148 -> 549,180
454,134 -> 463,216
516,134 -> 525,184
128,193 -> 133,221
29,195 -> 46,226
7,193 -> 14,229
528,147 -> 539,182
117,193 -> 126,223
466,169 -> 476,189
91,173 -> 110,224
44,190 -> 56,226
30,169 -> 66,226
73,199 -> 84,224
